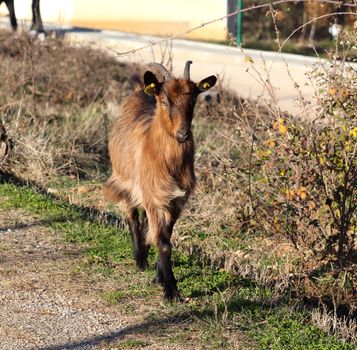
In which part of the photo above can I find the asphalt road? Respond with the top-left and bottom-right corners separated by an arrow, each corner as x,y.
67,28 -> 322,116
1,19 -> 352,115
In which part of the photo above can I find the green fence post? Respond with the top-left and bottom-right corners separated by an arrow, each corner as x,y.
236,0 -> 243,45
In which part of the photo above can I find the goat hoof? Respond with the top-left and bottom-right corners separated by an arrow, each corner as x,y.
152,275 -> 164,285
163,288 -> 182,302
136,259 -> 148,271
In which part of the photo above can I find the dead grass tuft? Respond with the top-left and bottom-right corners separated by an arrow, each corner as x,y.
0,31 -> 140,182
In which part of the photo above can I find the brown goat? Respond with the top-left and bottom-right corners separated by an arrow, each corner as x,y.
104,61 -> 217,300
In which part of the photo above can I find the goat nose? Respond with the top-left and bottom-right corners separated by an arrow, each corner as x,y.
177,129 -> 189,142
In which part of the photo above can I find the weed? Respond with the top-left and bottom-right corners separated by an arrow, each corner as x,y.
103,290 -> 126,304
181,29 -> 357,314
0,32 -> 137,183
116,339 -> 149,349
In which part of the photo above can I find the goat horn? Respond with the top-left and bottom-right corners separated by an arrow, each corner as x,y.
183,60 -> 192,80
147,63 -> 172,81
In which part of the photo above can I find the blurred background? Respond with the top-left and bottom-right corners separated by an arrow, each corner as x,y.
0,0 -> 226,40
0,0 -> 355,52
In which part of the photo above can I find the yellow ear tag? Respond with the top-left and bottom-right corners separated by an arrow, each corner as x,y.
197,81 -> 211,90
144,83 -> 156,96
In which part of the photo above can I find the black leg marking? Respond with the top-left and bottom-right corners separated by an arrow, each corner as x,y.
5,0 -> 17,31
139,210 -> 149,268
153,261 -> 164,285
157,224 -> 181,301
158,234 -> 181,301
128,209 -> 148,271
153,205 -> 182,300
31,0 -> 44,33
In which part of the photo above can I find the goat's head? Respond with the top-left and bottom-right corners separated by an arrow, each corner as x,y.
144,61 -> 217,143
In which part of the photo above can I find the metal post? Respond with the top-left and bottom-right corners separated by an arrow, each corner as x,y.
236,0 -> 243,45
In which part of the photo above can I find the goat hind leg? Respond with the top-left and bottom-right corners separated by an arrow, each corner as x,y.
139,210 -> 149,269
127,208 -> 148,270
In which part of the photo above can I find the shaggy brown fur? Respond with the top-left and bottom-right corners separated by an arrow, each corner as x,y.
104,61 -> 216,300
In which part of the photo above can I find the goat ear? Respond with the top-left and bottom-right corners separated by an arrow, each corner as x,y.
197,75 -> 217,93
144,71 -> 161,96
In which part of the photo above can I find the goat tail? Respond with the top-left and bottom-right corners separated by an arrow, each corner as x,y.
103,176 -> 128,203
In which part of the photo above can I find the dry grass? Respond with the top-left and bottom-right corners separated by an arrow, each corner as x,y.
311,306 -> 357,344
0,30 -> 140,182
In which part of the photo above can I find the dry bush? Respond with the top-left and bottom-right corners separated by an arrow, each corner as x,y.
245,32 -> 356,308
0,31 -> 137,182
0,31 -> 132,108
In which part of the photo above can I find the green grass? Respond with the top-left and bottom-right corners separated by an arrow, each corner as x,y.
0,182 -> 355,350
103,290 -> 128,304
116,339 -> 149,349
253,310 -> 354,350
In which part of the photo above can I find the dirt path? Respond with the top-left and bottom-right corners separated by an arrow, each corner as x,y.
0,211 -> 128,349
0,211 -> 203,350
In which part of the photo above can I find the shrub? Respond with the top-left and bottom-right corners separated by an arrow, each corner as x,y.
186,30 -> 356,310
247,32 -> 356,262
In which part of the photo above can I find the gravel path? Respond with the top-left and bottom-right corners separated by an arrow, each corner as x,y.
0,211 -> 127,350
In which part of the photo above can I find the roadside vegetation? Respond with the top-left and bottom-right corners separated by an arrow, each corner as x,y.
225,1 -> 356,60
0,26 -> 356,349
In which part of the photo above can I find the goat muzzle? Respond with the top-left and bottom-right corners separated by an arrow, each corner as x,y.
176,129 -> 189,143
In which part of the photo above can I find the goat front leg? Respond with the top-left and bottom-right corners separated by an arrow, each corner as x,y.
127,208 -> 148,270
157,231 -> 180,301
156,207 -> 182,301
147,207 -> 181,300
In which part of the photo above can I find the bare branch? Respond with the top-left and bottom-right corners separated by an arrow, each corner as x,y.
280,11 -> 357,52
115,0 -> 357,57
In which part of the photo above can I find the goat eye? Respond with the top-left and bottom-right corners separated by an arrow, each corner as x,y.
161,101 -> 168,107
